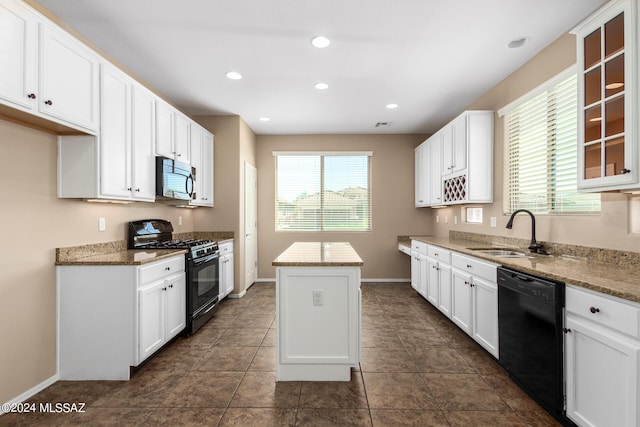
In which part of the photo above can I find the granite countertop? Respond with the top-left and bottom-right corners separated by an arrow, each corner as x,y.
273,242 -> 364,267
401,235 -> 640,304
56,230 -> 234,266
56,249 -> 187,266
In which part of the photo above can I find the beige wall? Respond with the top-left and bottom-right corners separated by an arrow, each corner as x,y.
256,134 -> 432,279
432,33 -> 640,252
0,119 -> 195,403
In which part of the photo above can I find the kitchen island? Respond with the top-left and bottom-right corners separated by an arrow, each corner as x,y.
272,242 -> 363,381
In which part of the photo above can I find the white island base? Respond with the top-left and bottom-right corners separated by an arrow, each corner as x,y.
274,242 -> 362,382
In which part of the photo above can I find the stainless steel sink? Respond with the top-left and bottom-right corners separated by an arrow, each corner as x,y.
469,248 -> 528,258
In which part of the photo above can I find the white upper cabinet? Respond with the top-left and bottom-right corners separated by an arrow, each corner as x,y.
0,0 -> 37,111
156,98 -> 190,163
184,123 -> 214,207
0,0 -> 99,133
442,114 -> 467,176
39,22 -> 100,132
130,83 -> 157,201
414,141 -> 429,207
58,65 -> 156,202
573,0 -> 639,192
415,110 -> 493,208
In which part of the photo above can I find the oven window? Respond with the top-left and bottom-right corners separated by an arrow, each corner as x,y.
191,261 -> 219,314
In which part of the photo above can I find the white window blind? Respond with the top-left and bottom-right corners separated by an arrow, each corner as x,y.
275,153 -> 371,231
505,73 -> 600,214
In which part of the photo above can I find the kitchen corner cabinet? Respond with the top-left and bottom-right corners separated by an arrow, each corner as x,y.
189,124 -> 215,207
219,240 -> 234,300
156,99 -> 190,163
414,110 -> 493,207
57,255 -> 186,380
564,285 -> 640,427
573,0 -> 639,192
0,0 -> 99,133
58,65 -> 156,202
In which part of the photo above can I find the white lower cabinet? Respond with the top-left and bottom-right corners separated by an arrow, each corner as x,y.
450,252 -> 499,358
410,241 -> 428,297
138,269 -> 185,362
57,254 -> 185,380
565,285 -> 640,427
219,240 -> 234,300
407,242 -> 497,358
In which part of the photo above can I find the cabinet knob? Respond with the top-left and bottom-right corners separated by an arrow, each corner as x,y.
434,253 -> 439,257
162,287 -> 167,291
466,264 -> 472,269
169,284 -> 173,288
470,283 -> 475,287
27,93 -> 36,99
589,306 -> 600,314
135,188 -> 140,192
127,187 -> 132,191
464,281 -> 469,285
563,328 -> 572,333
44,100 -> 53,106
165,267 -> 170,271
177,153 -> 182,157
621,168 -> 631,174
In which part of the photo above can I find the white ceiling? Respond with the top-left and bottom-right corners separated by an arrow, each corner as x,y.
35,0 -> 606,135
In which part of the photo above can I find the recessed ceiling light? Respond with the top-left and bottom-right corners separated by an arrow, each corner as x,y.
605,82 -> 624,90
225,71 -> 242,80
508,37 -> 529,49
311,36 -> 331,48
386,103 -> 399,109
259,117 -> 271,122
314,82 -> 329,90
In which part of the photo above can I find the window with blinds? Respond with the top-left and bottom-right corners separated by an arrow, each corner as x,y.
504,72 -> 600,214
275,153 -> 372,231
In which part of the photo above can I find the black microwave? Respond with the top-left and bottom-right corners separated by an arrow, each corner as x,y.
156,157 -> 195,200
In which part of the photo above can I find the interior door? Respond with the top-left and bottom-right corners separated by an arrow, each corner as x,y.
244,162 -> 258,287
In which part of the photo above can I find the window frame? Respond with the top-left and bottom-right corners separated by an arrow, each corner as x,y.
498,67 -> 601,215
273,151 -> 373,232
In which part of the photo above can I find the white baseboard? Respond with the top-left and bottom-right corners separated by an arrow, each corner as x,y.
227,290 -> 246,299
1,374 -> 59,415
256,278 -> 410,283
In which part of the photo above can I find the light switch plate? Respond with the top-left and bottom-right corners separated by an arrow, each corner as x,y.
98,217 -> 106,232
490,217 -> 497,227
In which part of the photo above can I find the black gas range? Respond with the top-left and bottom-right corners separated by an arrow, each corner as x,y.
128,219 -> 220,335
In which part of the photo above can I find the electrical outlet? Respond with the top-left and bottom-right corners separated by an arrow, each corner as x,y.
490,217 -> 497,227
436,215 -> 439,224
312,290 -> 323,307
98,217 -> 106,232
454,216 -> 458,225
445,216 -> 448,224
178,216 -> 183,226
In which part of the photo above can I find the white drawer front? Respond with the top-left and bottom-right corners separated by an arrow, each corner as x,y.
427,245 -> 451,264
452,253 -> 497,282
566,285 -> 640,339
398,243 -> 411,256
411,240 -> 428,255
219,241 -> 233,255
138,256 -> 185,286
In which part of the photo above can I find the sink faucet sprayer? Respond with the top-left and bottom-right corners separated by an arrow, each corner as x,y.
505,209 -> 545,254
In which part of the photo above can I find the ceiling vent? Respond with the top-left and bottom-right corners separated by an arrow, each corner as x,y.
375,121 -> 392,128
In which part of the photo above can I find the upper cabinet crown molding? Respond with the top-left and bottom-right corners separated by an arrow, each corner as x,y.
573,0 -> 639,192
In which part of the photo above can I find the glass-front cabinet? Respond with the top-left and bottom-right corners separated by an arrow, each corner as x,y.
573,0 -> 638,192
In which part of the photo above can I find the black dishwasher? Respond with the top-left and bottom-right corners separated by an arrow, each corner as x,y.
497,267 -> 565,421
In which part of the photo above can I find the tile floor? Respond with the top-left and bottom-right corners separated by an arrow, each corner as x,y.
1,282 -> 561,426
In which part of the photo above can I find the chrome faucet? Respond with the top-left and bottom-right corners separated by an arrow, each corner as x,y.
506,209 -> 545,254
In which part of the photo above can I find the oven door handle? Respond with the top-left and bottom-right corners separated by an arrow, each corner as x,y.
194,252 -> 220,265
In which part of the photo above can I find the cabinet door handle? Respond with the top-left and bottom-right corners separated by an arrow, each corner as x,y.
44,100 -> 53,106
563,328 -> 572,333
621,168 -> 631,174
589,306 -> 600,314
27,93 -> 36,99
